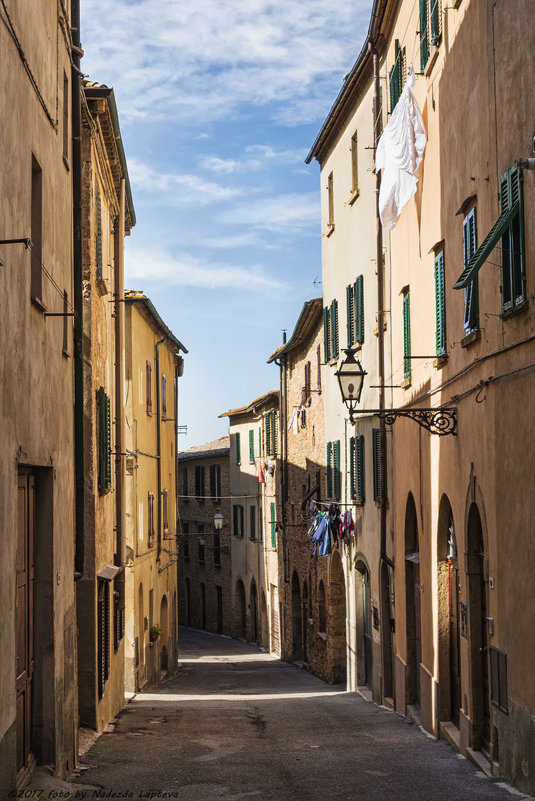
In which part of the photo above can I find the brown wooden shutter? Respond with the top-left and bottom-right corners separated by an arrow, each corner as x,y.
146,361 -> 152,415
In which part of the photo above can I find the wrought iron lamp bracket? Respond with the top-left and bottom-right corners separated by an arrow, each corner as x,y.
347,405 -> 457,436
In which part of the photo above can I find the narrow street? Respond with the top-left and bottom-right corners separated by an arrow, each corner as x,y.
48,628 -> 528,801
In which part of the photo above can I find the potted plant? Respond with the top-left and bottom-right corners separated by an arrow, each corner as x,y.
149,624 -> 161,643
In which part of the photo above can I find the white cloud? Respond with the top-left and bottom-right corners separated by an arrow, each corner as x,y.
125,247 -> 286,292
199,145 -> 307,174
218,193 -> 319,234
128,158 -> 242,205
81,0 -> 373,126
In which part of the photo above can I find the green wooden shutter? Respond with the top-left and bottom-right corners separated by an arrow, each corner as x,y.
270,503 -> 276,548
346,284 -> 355,347
430,0 -> 441,45
233,504 -> 239,536
236,431 -> 241,464
249,429 -> 255,463
355,275 -> 364,344
326,442 -> 333,498
98,386 -> 112,491
250,505 -> 256,540
331,299 -> 339,358
434,251 -> 446,356
390,40 -> 403,112
373,429 -> 381,502
240,505 -> 244,538
403,293 -> 411,379
96,187 -> 102,280
258,427 -> 262,458
270,411 -> 277,456
356,434 -> 365,504
463,209 -> 479,331
323,306 -> 331,362
349,437 -> 356,500
333,440 -> 341,500
419,0 -> 429,71
265,412 -> 271,455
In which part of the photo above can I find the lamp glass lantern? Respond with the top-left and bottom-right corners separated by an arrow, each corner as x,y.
213,513 -> 223,531
335,349 -> 367,417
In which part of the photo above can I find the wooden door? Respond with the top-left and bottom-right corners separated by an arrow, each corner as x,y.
449,559 -> 461,726
413,562 -> 421,707
16,473 -> 35,781
362,571 -> 373,689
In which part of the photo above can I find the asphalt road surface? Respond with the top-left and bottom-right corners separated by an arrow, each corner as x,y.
66,627 -> 530,801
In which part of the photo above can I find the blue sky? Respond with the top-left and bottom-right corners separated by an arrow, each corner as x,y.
82,0 -> 372,447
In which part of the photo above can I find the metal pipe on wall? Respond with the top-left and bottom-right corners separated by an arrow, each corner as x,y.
114,179 -> 126,613
155,336 -> 169,563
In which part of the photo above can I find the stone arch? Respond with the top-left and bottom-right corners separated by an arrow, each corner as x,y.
250,578 -> 258,643
437,494 -> 461,726
291,571 -> 303,661
160,595 -> 169,673
235,579 -> 246,639
355,558 -> 372,689
405,491 -> 421,708
329,551 -> 347,684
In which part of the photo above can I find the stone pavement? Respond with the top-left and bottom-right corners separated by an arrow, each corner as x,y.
29,627 -> 532,801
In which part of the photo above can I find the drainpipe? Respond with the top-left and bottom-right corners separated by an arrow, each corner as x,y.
274,330 -> 288,584
372,45 -> 393,572
155,336 -> 168,562
72,0 -> 84,580
114,180 -> 126,612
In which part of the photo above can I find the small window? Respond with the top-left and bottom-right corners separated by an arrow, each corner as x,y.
209,464 -> 221,502
147,492 -> 155,547
235,431 -> 241,464
194,465 -> 205,502
232,504 -> 244,537
490,646 -> 508,714
327,172 -> 334,232
146,360 -> 153,415
161,374 -> 167,417
30,154 -> 43,303
250,505 -> 256,540
198,523 -> 205,562
463,207 -> 479,334
403,290 -> 411,379
249,429 -> 255,463
350,132 -> 359,196
97,387 -> 112,492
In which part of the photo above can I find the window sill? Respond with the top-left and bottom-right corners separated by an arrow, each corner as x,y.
434,354 -> 448,368
461,329 -> 481,348
401,377 -> 412,390
325,223 -> 335,238
501,299 -> 529,320
348,189 -> 360,206
424,44 -> 440,77
318,632 -> 327,641
31,295 -> 47,314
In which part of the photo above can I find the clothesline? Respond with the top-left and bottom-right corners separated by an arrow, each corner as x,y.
310,498 -> 358,509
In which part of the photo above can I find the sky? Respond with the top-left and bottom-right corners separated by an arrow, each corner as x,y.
82,0 -> 373,448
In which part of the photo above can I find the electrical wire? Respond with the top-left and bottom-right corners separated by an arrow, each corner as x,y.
29,246 -> 76,314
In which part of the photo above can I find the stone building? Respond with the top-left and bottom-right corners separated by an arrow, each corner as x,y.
177,437 -> 232,635
123,291 -> 187,691
0,0 -> 78,791
268,298 -> 344,683
75,82 -> 135,735
307,0 -> 535,794
219,392 -> 280,651
306,25 -> 393,700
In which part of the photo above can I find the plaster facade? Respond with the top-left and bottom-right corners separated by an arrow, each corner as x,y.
177,438 -> 232,635
124,293 -> 186,691
0,1 -> 77,792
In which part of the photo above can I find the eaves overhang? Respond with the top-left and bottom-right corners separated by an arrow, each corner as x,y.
219,390 -> 279,419
125,290 -> 188,354
267,298 -> 322,363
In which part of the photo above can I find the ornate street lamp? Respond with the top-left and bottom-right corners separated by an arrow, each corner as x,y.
335,349 -> 457,436
213,513 -> 223,530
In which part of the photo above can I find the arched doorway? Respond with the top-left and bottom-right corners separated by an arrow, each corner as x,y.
160,595 -> 169,673
250,579 -> 258,643
200,583 -> 206,630
467,502 -> 490,754
184,578 -> 191,626
138,583 -> 144,672
291,571 -> 303,661
437,495 -> 461,727
236,580 -> 246,639
356,561 -> 372,689
330,552 -> 347,684
302,580 -> 308,662
260,590 -> 268,646
380,561 -> 394,699
405,492 -> 421,709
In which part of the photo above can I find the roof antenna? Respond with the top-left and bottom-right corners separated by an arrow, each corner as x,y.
282,329 -> 287,344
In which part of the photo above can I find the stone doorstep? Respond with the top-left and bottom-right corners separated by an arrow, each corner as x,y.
357,686 -> 373,702
465,745 -> 500,780
440,720 -> 461,752
28,765 -> 100,798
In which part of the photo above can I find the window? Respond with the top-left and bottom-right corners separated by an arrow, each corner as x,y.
31,155 -> 43,303
389,40 -> 404,113
264,411 -> 277,456
194,465 -> 205,501
434,250 -> 447,357
98,387 -> 112,492
233,504 -> 244,537
161,374 -> 167,417
146,360 -> 152,415
113,575 -> 124,652
419,0 -> 442,72
373,429 -> 382,503
347,276 -> 364,348
182,467 -> 188,501
249,429 -> 255,463
323,300 -> 339,362
373,87 -> 383,143
304,361 -> 311,402
327,171 -> 334,232
183,522 -> 189,559
97,580 -> 110,699
326,441 -> 333,498
148,492 -> 155,546
235,431 -> 241,464
270,503 -> 276,548
198,523 -> 205,562
403,290 -> 411,379
250,505 -> 256,540
463,208 -> 479,333
500,167 -> 525,311
326,440 -> 340,500
62,72 -> 69,165
490,646 -> 508,713
213,531 -> 221,566
96,186 -> 103,280
162,489 -> 169,534
317,344 -> 322,390
209,464 -> 221,502
350,131 -> 359,196
258,427 -> 262,459
350,435 -> 365,505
